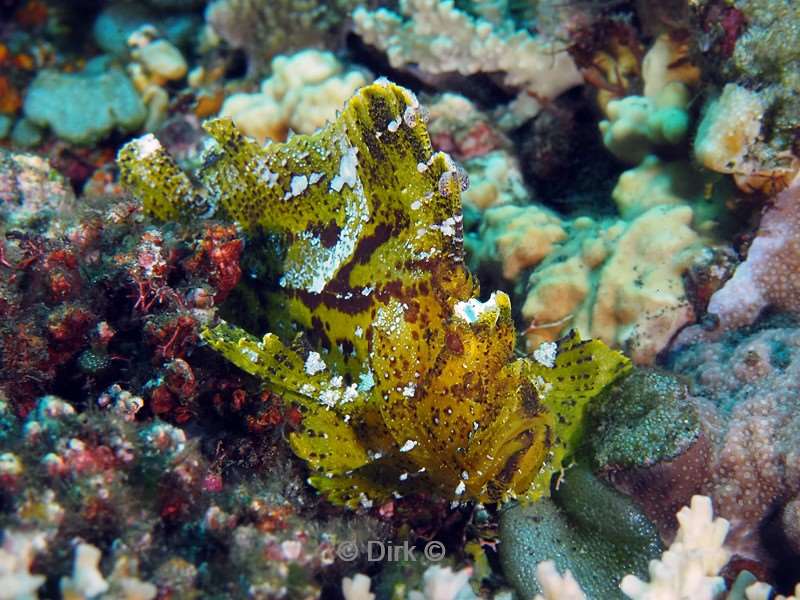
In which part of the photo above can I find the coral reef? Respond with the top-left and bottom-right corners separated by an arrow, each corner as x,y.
0,387 -> 384,597
692,0 -> 799,166
727,0 -> 800,153
425,94 -> 508,163
671,323 -> 800,569
127,26 -> 190,132
466,178 -> 710,365
529,495 -> 800,599
620,495 -> 730,599
469,204 -> 566,281
0,149 -> 76,226
0,164 -> 245,417
119,81 -> 630,507
1,0 -> 799,596
205,0 -> 357,77
219,49 -> 370,143
23,62 -> 146,145
459,151 -> 528,212
520,205 -> 704,365
676,175 -> 800,343
353,0 -> 582,125
499,463 -> 662,599
424,93 -> 523,213
686,0 -> 800,193
599,82 -> 691,166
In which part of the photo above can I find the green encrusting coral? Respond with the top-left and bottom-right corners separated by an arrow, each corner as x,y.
118,80 -> 631,508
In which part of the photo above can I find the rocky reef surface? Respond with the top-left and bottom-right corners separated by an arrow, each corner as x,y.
0,0 -> 799,598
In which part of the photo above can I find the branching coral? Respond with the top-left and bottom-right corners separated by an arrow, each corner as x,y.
342,566 -> 474,600
531,495 -> 800,599
620,495 -> 730,600
118,81 -> 630,507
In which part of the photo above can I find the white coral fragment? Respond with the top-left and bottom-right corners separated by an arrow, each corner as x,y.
60,543 -> 110,599
533,561 -> 586,600
342,573 -> 375,600
0,530 -> 47,600
619,495 -> 729,600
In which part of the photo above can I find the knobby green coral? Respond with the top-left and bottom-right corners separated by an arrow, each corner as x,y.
118,81 -> 630,508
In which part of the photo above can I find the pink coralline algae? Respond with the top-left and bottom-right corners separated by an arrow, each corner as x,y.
676,175 -> 800,345
671,324 -> 800,572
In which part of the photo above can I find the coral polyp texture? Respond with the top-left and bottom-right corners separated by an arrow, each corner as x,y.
118,81 -> 630,508
353,0 -> 582,124
6,0 -> 800,596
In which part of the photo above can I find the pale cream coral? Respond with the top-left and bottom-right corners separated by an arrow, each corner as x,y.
694,84 -> 764,177
747,583 -> 800,600
589,205 -> 699,364
641,34 -> 700,99
342,574 -> 375,600
0,530 -> 47,600
127,28 -> 188,132
532,496 -> 799,600
219,50 -> 370,143
479,204 -> 567,280
461,151 -> 527,211
521,206 -> 702,365
342,567 -> 474,600
61,543 -> 157,600
131,39 -> 188,85
599,83 -> 691,165
694,84 -> 799,194
409,566 -> 474,600
613,157 -> 693,220
610,155 -> 730,232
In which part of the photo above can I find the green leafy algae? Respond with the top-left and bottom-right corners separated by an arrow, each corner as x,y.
118,81 -> 631,508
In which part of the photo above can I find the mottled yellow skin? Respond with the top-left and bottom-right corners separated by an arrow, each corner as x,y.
118,81 -> 630,508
